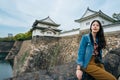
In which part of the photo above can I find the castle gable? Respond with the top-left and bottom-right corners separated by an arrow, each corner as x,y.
75,8 -> 115,23
32,16 -> 61,37
81,7 -> 96,18
39,16 -> 56,24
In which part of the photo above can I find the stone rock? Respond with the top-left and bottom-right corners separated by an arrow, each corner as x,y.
103,48 -> 120,78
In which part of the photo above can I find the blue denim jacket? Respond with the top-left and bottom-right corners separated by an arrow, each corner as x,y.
76,33 -> 102,68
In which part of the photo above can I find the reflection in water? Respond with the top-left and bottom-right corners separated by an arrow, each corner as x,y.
0,60 -> 12,80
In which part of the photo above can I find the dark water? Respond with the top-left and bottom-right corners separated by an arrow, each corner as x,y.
0,60 -> 12,80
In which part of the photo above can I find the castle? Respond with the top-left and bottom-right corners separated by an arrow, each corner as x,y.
32,8 -> 120,37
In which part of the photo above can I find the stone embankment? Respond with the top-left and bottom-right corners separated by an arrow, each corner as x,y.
6,31 -> 120,80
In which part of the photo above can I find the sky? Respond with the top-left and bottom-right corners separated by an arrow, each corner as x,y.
0,0 -> 120,37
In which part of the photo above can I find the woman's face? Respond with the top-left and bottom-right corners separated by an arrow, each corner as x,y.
91,21 -> 100,33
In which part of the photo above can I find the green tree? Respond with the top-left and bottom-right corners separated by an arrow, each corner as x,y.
24,29 -> 32,40
0,37 -> 14,42
14,33 -> 26,41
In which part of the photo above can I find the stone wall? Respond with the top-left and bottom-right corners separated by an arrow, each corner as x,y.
6,41 -> 23,60
8,46 -> 120,80
12,30 -> 120,78
103,31 -> 120,56
0,41 -> 14,53
32,35 -> 80,65
13,40 -> 32,76
58,34 -> 80,63
13,36 -> 61,75
58,30 -> 120,63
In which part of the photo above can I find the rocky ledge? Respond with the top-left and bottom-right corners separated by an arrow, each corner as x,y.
7,48 -> 120,80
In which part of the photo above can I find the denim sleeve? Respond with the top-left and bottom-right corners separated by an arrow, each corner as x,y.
76,35 -> 87,67
100,50 -> 103,59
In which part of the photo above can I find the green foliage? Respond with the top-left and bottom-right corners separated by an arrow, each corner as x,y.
24,29 -> 32,40
16,51 -> 29,70
0,37 -> 14,42
0,29 -> 32,41
14,29 -> 32,41
20,51 -> 29,65
14,33 -> 26,41
16,51 -> 29,75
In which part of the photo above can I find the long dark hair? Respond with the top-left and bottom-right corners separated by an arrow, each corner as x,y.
90,20 -> 106,50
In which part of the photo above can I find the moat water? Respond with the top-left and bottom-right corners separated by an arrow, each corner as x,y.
0,55 -> 12,80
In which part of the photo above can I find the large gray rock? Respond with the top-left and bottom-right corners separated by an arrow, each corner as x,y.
103,48 -> 120,78
7,48 -> 120,80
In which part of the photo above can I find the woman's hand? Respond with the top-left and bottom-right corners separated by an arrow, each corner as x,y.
76,69 -> 83,80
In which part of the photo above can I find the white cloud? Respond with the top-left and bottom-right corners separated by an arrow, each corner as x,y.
48,0 -> 95,31
0,0 -> 96,30
15,0 -> 53,18
0,17 -> 27,27
0,0 -> 120,37
98,0 -> 120,17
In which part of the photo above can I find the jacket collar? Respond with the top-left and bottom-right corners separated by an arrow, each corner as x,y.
89,33 -> 98,44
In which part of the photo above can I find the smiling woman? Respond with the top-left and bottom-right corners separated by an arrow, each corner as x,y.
76,20 -> 117,80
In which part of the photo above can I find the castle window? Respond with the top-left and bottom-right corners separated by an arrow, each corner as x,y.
47,32 -> 52,34
86,22 -> 90,25
101,21 -> 104,24
48,26 -> 51,28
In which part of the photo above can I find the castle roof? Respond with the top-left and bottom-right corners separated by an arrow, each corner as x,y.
32,16 -> 60,27
75,7 -> 116,23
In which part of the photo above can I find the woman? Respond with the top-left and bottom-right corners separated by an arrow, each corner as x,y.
76,20 -> 116,80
